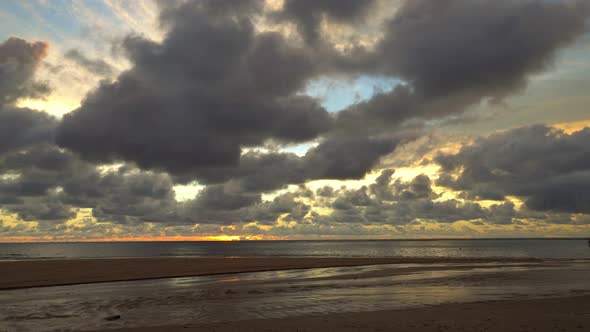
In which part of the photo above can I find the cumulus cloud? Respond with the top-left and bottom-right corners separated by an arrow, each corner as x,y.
57,0 -> 332,175
0,107 -> 57,155
0,143 -> 181,224
436,125 -> 590,214
0,37 -> 57,156
56,0 -> 590,187
376,0 -> 588,100
336,0 -> 590,130
275,0 -> 378,44
0,145 -> 83,220
318,170 -> 517,226
175,133 -> 408,196
0,37 -> 50,105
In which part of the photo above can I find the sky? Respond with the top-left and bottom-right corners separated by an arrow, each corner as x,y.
1,0 -> 590,242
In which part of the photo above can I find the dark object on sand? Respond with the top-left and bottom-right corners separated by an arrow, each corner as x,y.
104,315 -> 121,321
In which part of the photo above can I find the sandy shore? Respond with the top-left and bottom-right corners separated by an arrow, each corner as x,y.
0,256 -> 542,290
2,258 -> 588,331
104,295 -> 590,332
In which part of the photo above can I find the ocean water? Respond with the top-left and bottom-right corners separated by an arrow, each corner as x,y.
0,239 -> 589,260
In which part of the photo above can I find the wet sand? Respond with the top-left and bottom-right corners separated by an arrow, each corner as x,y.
109,296 -> 590,332
108,295 -> 590,332
0,256 -> 542,289
2,259 -> 589,331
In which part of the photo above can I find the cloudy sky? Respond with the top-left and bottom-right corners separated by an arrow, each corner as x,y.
1,0 -> 590,241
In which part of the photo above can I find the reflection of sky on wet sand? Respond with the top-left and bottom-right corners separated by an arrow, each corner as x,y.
1,260 -> 589,331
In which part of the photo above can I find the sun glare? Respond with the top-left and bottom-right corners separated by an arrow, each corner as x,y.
205,235 -> 242,241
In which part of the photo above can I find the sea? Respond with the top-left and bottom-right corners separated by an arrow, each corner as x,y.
1,238 -> 589,260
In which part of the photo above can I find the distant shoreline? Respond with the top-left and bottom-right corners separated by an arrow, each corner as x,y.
0,256 -> 551,290
1,237 -> 588,244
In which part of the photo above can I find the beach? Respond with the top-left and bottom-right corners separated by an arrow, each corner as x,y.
0,256 -> 543,289
1,257 -> 589,331
107,295 -> 590,332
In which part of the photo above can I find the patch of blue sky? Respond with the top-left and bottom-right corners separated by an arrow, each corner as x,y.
33,1 -> 83,35
555,33 -> 590,79
0,0 -> 125,45
0,0 -> 81,43
536,31 -> 590,71
304,75 -> 401,112
69,0 -> 125,28
76,0 -> 120,18
0,1 -> 38,41
281,142 -> 317,156
278,75 -> 400,156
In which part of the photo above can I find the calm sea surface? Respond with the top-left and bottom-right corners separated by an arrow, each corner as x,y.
1,239 -> 589,260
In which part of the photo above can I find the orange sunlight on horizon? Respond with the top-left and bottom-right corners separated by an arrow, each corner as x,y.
0,234 -> 288,243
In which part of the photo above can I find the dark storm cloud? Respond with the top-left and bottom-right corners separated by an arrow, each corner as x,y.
5,193 -> 75,222
176,185 -> 313,225
0,142 -> 180,223
84,169 -> 178,224
376,0 -> 588,100
54,0 -> 590,191
304,134 -> 401,180
0,37 -> 50,105
227,151 -> 306,192
226,0 -> 590,192
328,0 -> 590,186
336,0 -> 590,129
0,36 -> 183,225
335,85 -> 419,131
0,37 -> 56,154
275,0 -> 377,43
0,139 -> 307,226
436,125 -> 590,214
0,145 -> 84,221
0,107 -> 57,154
174,150 -> 306,190
57,0 -> 332,175
64,49 -> 114,76
2,141 -> 308,226
176,134 -> 405,195
190,185 -> 262,211
0,37 -> 69,221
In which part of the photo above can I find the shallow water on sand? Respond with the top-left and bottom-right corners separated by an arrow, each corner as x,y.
1,260 -> 589,331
